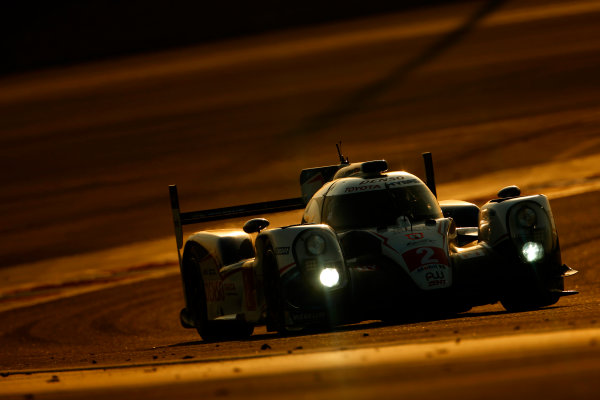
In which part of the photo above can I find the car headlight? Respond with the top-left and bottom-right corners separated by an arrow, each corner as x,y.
522,242 -> 544,262
319,268 -> 340,287
306,234 -> 326,255
517,207 -> 537,228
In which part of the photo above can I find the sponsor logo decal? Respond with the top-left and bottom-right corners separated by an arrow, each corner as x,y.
345,184 -> 382,193
291,311 -> 327,322
425,270 -> 446,287
387,178 -> 418,187
404,238 -> 436,247
405,232 -> 424,240
415,264 -> 444,272
427,279 -> 446,287
274,247 -> 290,255
358,176 -> 405,185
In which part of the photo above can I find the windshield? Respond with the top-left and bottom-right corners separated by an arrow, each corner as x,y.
322,184 -> 442,231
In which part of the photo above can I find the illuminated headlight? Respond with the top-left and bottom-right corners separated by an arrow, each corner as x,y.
522,242 -> 544,262
319,268 -> 340,287
306,234 -> 326,255
517,207 -> 537,228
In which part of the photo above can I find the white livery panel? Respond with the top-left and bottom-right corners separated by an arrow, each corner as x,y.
371,219 -> 454,290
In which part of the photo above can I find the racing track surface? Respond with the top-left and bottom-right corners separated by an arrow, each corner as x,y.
2,0 -> 600,398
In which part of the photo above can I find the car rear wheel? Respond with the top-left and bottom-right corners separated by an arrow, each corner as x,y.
263,246 -> 292,334
183,243 -> 254,341
500,290 -> 560,312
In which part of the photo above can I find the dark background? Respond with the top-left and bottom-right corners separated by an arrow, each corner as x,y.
2,0 -> 460,75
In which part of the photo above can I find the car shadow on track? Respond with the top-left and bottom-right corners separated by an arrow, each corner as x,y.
162,305 -> 567,348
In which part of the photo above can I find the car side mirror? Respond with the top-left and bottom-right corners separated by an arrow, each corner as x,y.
243,218 -> 270,234
497,185 -> 521,198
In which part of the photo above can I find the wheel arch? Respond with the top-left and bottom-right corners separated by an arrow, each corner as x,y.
180,241 -> 210,324
180,230 -> 254,320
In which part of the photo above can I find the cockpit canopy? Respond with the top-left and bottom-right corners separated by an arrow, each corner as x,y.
302,172 -> 442,231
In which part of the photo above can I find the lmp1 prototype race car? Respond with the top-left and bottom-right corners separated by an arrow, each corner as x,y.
169,149 -> 578,341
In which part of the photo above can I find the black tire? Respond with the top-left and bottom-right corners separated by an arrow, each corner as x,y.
182,243 -> 254,341
500,291 -> 560,313
262,247 -> 290,333
500,262 -> 564,313
179,307 -> 195,329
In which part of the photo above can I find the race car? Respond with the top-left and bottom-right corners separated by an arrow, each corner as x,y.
169,149 -> 578,341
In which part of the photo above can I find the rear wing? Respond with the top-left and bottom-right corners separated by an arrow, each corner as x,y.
299,142 -> 348,202
299,165 -> 342,202
169,185 -> 305,265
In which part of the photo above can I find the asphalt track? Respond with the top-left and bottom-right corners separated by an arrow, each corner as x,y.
2,0 -> 600,398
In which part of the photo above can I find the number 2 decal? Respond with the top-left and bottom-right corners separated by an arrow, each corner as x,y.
416,247 -> 439,265
402,246 -> 448,272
